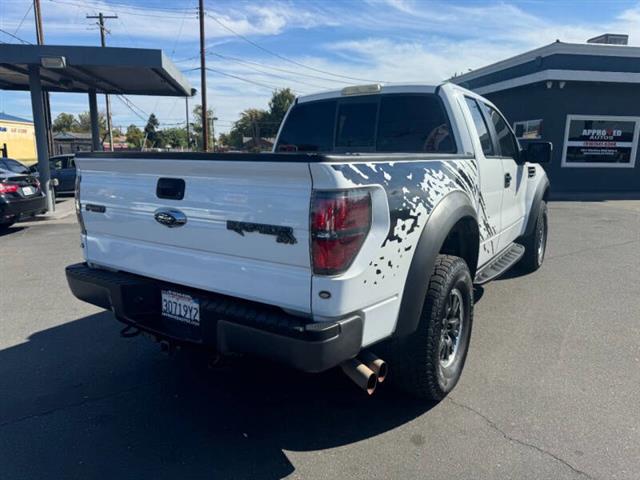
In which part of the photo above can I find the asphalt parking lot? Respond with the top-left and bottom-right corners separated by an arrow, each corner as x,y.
0,200 -> 638,480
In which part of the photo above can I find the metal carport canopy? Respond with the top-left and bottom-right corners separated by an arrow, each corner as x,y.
0,44 -> 192,96
0,44 -> 193,213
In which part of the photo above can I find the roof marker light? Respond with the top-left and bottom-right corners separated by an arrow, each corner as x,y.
341,84 -> 382,96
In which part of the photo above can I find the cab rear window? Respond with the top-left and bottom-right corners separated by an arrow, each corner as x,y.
276,93 -> 456,154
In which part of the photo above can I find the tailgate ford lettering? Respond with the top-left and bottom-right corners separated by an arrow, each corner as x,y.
227,220 -> 297,244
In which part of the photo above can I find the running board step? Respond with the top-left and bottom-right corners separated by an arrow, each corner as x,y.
474,243 -> 525,285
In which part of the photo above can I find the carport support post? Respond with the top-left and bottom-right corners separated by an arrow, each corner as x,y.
88,89 -> 101,151
28,65 -> 54,213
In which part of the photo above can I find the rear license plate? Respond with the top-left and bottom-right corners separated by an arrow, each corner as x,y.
161,290 -> 200,326
21,186 -> 35,196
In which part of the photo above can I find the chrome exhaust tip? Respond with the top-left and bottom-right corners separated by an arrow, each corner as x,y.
359,351 -> 388,383
340,358 -> 377,395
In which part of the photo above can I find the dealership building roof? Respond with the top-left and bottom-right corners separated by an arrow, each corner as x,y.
450,40 -> 640,94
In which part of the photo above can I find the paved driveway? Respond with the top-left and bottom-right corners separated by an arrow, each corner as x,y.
0,201 -> 638,479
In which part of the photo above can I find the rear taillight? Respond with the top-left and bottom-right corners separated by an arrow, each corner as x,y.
311,189 -> 371,275
75,174 -> 86,234
0,183 -> 18,194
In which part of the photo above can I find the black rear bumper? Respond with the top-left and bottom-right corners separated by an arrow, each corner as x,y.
65,263 -> 363,372
0,194 -> 46,222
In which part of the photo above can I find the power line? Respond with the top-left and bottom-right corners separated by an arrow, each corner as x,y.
204,66 -> 305,94
205,12 -> 386,84
13,2 -> 34,37
88,0 -> 196,13
209,53 -> 332,90
47,0 -> 196,19
0,27 -> 32,44
209,52 -> 355,85
115,95 -> 149,123
204,66 -> 282,91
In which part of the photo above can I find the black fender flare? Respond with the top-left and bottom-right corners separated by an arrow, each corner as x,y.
523,177 -> 550,238
393,191 -> 478,338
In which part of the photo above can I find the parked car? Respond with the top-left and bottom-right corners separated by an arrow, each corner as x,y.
48,154 -> 77,194
27,155 -> 76,194
66,83 -> 551,400
0,168 -> 47,229
0,157 -> 32,175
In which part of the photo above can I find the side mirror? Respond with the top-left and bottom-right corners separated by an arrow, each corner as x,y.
523,141 -> 552,164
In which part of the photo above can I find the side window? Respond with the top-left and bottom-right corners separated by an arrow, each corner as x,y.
464,97 -> 494,156
484,105 -> 519,159
68,157 -> 75,169
377,95 -> 456,153
276,100 -> 336,152
51,158 -> 64,170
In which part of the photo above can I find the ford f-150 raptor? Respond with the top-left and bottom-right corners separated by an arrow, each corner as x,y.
66,83 -> 551,400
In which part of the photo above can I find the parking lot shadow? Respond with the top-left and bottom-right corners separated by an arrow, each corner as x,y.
0,225 -> 25,237
0,313 -> 433,479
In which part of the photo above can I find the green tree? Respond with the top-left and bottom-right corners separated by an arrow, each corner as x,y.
75,111 -> 107,142
217,132 -> 230,147
52,112 -> 77,133
125,124 -> 144,148
227,108 -> 268,150
192,104 -> 215,151
157,127 -> 188,149
144,113 -> 160,147
225,88 -> 296,150
264,88 -> 295,137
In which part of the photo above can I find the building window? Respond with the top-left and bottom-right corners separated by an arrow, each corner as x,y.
514,119 -> 543,139
561,115 -> 639,168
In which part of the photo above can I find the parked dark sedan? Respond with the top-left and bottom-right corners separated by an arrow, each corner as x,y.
0,157 -> 32,175
0,169 -> 46,229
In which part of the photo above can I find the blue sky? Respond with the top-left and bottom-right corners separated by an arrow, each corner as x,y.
1,0 -> 639,133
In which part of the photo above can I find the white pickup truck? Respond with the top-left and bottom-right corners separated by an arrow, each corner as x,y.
66,83 -> 550,400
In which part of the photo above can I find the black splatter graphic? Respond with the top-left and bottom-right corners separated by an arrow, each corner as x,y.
330,158 -> 498,284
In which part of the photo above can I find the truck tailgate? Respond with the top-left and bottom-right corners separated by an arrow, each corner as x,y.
77,156 -> 312,313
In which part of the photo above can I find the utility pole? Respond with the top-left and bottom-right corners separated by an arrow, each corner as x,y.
198,0 -> 209,152
87,13 -> 117,151
185,96 -> 191,151
33,0 -> 54,157
34,0 -> 44,43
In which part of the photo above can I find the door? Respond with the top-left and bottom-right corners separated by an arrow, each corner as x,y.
51,155 -> 76,192
481,104 -> 527,247
461,97 -> 503,265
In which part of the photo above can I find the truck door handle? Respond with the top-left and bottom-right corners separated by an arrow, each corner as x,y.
504,173 -> 512,188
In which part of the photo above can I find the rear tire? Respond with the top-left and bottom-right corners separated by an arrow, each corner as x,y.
520,201 -> 547,273
388,255 -> 473,401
